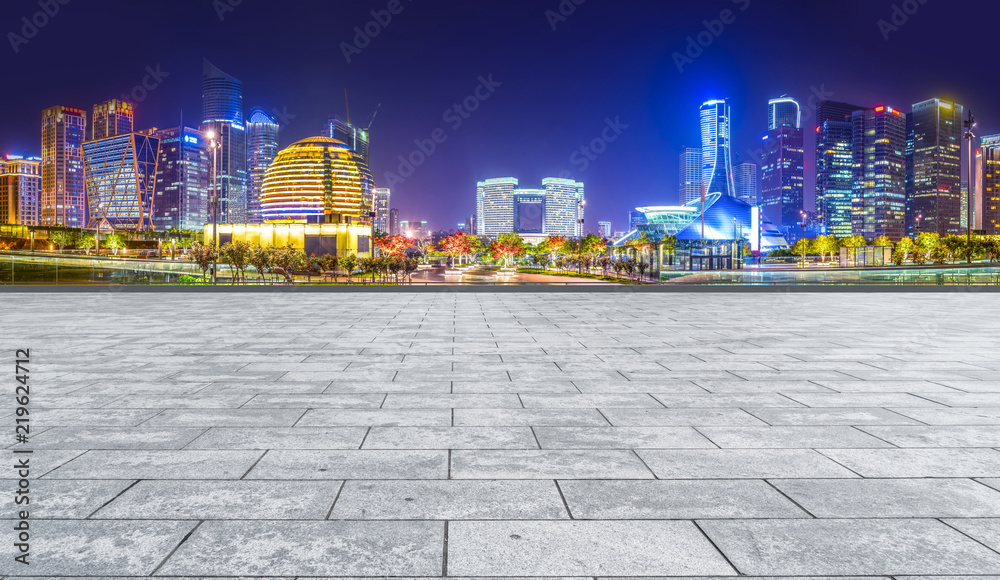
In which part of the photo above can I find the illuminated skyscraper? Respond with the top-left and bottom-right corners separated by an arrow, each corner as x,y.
699,99 -> 735,197
981,134 -> 1000,235
92,99 -> 134,141
41,106 -> 87,227
851,105 -> 908,241
200,59 -> 247,224
82,132 -> 161,230
152,127 -> 210,231
909,98 -> 963,236
678,146 -> 702,205
598,221 -> 612,238
768,97 -> 801,131
734,161 -> 758,206
0,156 -> 41,225
327,116 -> 370,167
477,178 -> 517,237
816,100 -> 865,238
761,97 -> 804,234
246,108 -> 279,224
543,178 -> 585,236
389,207 -> 400,236
373,187 -> 390,233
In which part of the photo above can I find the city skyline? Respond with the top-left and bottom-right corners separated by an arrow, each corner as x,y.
1,0 -> 997,231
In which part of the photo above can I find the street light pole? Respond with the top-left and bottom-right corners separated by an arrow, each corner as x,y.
964,110 -> 976,263
209,131 -> 220,285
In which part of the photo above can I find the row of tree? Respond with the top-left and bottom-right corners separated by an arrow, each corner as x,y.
787,233 -> 1000,265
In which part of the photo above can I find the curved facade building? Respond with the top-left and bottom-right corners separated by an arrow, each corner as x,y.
202,59 -> 243,125
261,137 -> 374,223
700,100 -> 735,197
246,108 -> 279,224
768,97 -> 801,130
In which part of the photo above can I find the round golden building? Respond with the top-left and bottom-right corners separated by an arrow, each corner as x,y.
261,136 -> 374,223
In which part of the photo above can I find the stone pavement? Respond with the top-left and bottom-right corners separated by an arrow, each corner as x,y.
2,291 -> 1000,579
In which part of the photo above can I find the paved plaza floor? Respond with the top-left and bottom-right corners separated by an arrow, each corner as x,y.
2,291 -> 1000,578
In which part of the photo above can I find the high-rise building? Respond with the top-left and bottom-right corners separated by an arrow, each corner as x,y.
82,132 -> 161,230
476,177 -> 583,237
477,178 -> 517,237
598,221 -> 612,238
327,116 -> 370,167
373,187 -> 390,233
909,98 -> 964,237
974,146 -> 984,231
816,100 -> 865,238
152,127 -> 210,232
678,146 -> 702,205
851,105 -> 908,241
246,108 -> 279,224
542,178 -> 585,236
0,156 -> 41,225
92,99 -> 134,141
40,106 -> 87,227
699,99 -> 735,197
980,134 -> 1000,235
464,216 -> 473,235
761,124 -> 804,232
768,97 -> 801,131
200,59 -> 247,224
733,161 -> 758,206
389,208 -> 400,236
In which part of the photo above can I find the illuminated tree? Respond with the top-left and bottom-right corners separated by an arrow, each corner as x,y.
491,233 -> 525,268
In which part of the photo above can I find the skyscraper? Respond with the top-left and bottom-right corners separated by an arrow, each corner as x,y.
816,100 -> 865,238
851,105 -> 908,241
768,97 -> 801,131
542,178 -> 585,237
629,209 -> 648,229
598,221 -> 612,238
699,99 -> 735,197
246,108 -> 279,224
389,207 -> 400,236
761,97 -> 804,233
477,178 -> 517,237
200,59 -> 247,224
734,161 -> 758,206
152,127 -> 210,232
327,116 -> 370,167
909,98 -> 963,236
0,156 -> 41,225
82,132 -> 160,230
980,134 -> 1000,235
40,106 -> 87,227
373,187 -> 390,233
92,99 -> 134,141
678,146 -> 702,205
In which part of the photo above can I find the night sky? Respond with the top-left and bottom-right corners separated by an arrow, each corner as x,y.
2,0 -> 996,232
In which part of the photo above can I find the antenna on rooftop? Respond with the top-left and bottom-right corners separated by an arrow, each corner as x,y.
344,89 -> 351,125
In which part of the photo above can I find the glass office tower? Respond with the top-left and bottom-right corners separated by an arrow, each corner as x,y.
41,106 -> 87,227
700,100 -> 736,198
909,98 -> 964,236
82,133 -> 161,231
152,127 -> 210,232
92,99 -> 134,141
200,59 -> 247,224
246,108 -> 279,224
816,101 -> 865,238
851,106 -> 908,241
679,146 -> 703,205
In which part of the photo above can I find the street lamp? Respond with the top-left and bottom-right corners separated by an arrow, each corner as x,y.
207,130 -> 221,285
963,110 -> 976,263
799,210 -> 808,265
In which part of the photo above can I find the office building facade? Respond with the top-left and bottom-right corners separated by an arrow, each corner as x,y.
246,108 -> 279,224
761,126 -> 804,232
598,221 -> 612,238
152,127 -> 210,232
543,178 -> 585,236
389,208 -> 400,236
816,100 -> 865,238
327,116 -> 370,167
82,132 -> 161,230
700,99 -> 735,197
768,97 -> 801,131
476,177 -> 584,237
981,134 -> 1000,235
41,106 -> 87,227
0,156 -> 41,225
373,188 -> 390,233
679,146 -> 702,205
92,99 -> 134,141
851,106 -> 908,241
734,161 -> 758,206
200,59 -> 247,224
909,98 -> 963,236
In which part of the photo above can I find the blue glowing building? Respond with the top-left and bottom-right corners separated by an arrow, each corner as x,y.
82,133 -> 161,231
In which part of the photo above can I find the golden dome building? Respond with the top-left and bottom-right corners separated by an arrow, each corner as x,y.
204,137 -> 376,257
261,136 -> 374,223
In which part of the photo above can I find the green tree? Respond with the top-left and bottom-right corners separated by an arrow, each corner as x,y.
189,242 -> 218,280
340,253 -> 358,284
839,234 -> 867,249
105,233 -> 125,256
78,234 -> 96,254
914,232 -> 939,263
48,231 -> 73,252
896,237 -> 915,263
249,244 -> 275,283
221,241 -> 252,284
870,235 -> 893,249
793,238 -> 811,262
